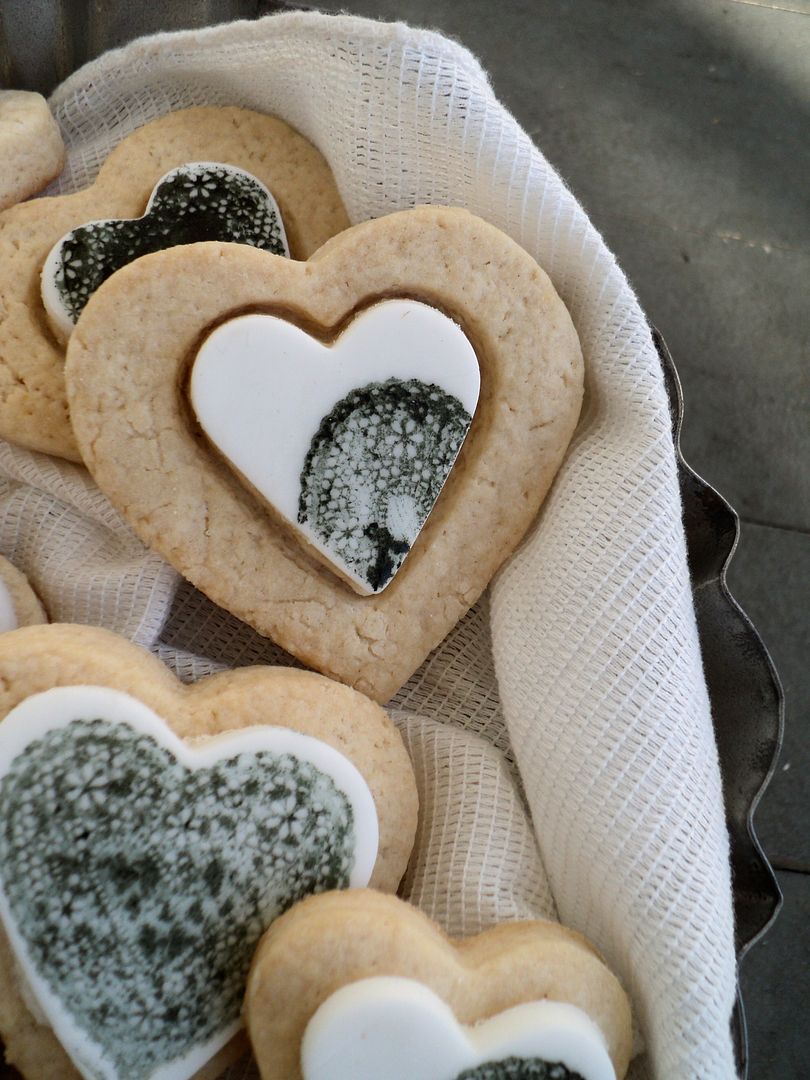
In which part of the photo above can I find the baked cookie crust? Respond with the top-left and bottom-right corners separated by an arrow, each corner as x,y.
246,889 -> 632,1080
0,106 -> 349,460
0,625 -> 417,1079
66,206 -> 583,701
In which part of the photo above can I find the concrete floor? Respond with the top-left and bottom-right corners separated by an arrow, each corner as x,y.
2,0 -> 808,1076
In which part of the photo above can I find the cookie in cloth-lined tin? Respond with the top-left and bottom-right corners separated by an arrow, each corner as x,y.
246,889 -> 632,1080
0,106 -> 349,461
65,205 -> 584,702
0,624 -> 417,1080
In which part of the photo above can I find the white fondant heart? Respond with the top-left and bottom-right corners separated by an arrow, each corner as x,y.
300,977 -> 616,1080
0,578 -> 16,632
189,300 -> 480,595
0,686 -> 378,1080
41,161 -> 289,341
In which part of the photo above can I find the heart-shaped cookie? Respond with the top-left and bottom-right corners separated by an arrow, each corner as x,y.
190,300 -> 480,594
245,890 -> 632,1080
0,625 -> 417,1080
66,206 -> 583,701
0,106 -> 349,460
42,162 -> 290,342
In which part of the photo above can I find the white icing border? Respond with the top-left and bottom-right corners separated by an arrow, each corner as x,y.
0,685 -> 378,1080
189,300 -> 481,595
40,162 -> 290,341
300,977 -> 617,1080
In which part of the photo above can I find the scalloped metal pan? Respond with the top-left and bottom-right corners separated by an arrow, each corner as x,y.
653,327 -> 784,1078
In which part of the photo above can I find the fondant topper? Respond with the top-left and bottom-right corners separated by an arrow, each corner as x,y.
189,300 -> 480,594
42,162 -> 289,342
0,686 -> 376,1080
245,890 -> 633,1080
0,625 -> 417,1080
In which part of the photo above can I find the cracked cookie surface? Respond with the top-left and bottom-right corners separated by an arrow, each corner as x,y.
0,625 -> 416,1080
65,206 -> 583,701
0,106 -> 348,460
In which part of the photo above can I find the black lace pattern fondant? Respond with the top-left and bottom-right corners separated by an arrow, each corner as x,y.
298,378 -> 471,592
0,718 -> 354,1078
52,163 -> 287,324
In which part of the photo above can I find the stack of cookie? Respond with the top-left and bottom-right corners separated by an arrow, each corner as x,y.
0,96 -> 632,1080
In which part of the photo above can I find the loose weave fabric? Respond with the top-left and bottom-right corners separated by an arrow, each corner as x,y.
0,13 -> 736,1079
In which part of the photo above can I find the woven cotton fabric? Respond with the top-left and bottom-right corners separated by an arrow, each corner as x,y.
0,12 -> 736,1079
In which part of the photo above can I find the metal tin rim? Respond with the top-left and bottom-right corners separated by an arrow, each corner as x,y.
653,325 -> 784,1079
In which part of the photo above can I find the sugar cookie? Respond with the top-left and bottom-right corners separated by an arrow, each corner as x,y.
42,162 -> 290,343
188,299 -> 480,595
65,205 -> 583,701
0,625 -> 417,1080
245,890 -> 633,1080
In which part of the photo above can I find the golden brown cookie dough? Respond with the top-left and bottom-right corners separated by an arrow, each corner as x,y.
246,889 -> 633,1080
0,554 -> 47,629
0,106 -> 349,460
0,624 -> 417,1080
65,206 -> 584,702
0,91 -> 65,211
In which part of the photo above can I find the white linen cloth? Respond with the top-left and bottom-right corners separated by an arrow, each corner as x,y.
0,12 -> 737,1079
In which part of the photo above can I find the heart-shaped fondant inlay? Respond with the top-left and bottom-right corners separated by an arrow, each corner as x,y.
41,162 -> 289,340
190,300 -> 480,595
0,686 -> 377,1080
300,977 -> 615,1080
